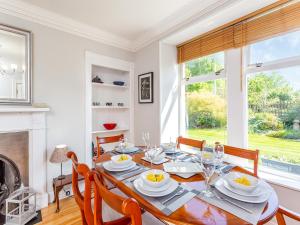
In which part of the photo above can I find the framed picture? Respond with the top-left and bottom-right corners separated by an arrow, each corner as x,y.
138,72 -> 153,103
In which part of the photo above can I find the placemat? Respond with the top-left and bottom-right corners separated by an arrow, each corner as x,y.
103,163 -> 150,181
124,176 -> 201,216
197,178 -> 270,225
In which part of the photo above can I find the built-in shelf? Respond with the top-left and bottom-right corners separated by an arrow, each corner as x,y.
91,128 -> 129,134
92,82 -> 128,89
92,106 -> 129,109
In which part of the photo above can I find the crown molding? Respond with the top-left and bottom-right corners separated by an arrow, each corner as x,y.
132,0 -> 237,51
0,0 -> 240,52
0,0 -> 134,51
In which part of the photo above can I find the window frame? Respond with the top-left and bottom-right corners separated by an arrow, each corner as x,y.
180,52 -> 227,139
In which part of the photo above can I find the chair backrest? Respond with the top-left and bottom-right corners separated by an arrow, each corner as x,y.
223,145 -> 259,177
94,134 -> 124,163
77,163 -> 141,225
276,206 -> 300,225
177,136 -> 205,150
66,151 -> 87,224
93,171 -> 142,225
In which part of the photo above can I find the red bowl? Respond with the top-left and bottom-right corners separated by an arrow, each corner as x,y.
103,123 -> 117,130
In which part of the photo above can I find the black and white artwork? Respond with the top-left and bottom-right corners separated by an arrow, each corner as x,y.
138,72 -> 153,103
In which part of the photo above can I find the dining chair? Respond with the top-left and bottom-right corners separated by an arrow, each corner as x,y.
223,145 -> 259,177
77,163 -> 142,225
276,206 -> 300,225
177,136 -> 205,150
93,134 -> 124,164
66,151 -> 87,225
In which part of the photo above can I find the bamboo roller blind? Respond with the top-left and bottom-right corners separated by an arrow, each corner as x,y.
177,1 -> 300,64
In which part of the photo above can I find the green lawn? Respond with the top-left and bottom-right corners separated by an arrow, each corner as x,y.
187,128 -> 300,164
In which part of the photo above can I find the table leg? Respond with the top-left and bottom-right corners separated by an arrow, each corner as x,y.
52,182 -> 56,203
55,187 -> 63,213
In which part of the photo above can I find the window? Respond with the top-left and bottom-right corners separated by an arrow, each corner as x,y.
183,52 -> 227,145
249,30 -> 300,64
246,30 -> 300,176
185,52 -> 224,78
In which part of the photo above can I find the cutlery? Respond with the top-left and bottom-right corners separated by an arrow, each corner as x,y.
162,187 -> 185,205
212,187 -> 253,214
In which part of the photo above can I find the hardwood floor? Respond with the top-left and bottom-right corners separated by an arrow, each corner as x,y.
38,197 -> 82,225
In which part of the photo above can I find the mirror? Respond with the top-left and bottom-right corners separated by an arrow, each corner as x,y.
0,24 -> 32,105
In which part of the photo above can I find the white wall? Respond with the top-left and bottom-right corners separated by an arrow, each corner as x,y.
159,43 -> 179,143
134,41 -> 160,146
0,13 -> 134,198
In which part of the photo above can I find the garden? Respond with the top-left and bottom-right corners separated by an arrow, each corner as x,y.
185,56 -> 300,173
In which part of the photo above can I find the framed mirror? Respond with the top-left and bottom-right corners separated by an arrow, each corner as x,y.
0,24 -> 32,105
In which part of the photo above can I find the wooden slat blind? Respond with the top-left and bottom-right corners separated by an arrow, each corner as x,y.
178,1 -> 300,64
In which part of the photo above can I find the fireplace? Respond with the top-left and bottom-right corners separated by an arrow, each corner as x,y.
0,131 -> 29,219
0,107 -> 49,210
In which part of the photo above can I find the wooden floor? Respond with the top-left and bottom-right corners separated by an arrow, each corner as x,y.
38,197 -> 82,225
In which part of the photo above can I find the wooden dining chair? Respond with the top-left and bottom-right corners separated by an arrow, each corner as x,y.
276,206 -> 300,225
67,151 -> 87,225
223,145 -> 259,177
93,134 -> 124,164
77,163 -> 141,225
177,136 -> 205,150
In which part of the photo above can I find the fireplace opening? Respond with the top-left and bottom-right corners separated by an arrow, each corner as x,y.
0,131 -> 28,223
0,154 -> 21,215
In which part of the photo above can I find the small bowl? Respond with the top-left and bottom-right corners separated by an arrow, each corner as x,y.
111,154 -> 132,167
141,169 -> 170,188
224,172 -> 259,192
103,123 -> 117,130
113,81 -> 125,86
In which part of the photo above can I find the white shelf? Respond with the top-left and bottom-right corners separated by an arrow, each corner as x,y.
92,106 -> 129,109
92,82 -> 128,88
91,128 -> 129,134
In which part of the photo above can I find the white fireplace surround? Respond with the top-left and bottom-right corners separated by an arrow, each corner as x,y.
0,106 -> 49,209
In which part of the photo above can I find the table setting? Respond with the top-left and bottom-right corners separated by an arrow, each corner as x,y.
96,135 -> 277,225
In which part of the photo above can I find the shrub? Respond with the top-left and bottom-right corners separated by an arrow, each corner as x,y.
187,92 -> 226,128
267,129 -> 300,140
281,103 -> 300,128
249,112 -> 283,133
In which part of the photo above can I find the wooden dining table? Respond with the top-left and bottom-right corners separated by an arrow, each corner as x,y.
95,152 -> 279,225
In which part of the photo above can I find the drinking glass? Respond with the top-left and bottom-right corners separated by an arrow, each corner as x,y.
215,143 -> 224,172
119,137 -> 127,155
169,137 -> 177,162
146,146 -> 159,168
142,132 -> 150,151
201,148 -> 216,197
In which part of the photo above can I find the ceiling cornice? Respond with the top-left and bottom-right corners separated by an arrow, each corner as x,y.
132,0 -> 236,51
0,0 -> 134,51
0,0 -> 238,52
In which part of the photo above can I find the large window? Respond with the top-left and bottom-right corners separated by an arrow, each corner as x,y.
246,31 -> 300,175
184,52 -> 227,145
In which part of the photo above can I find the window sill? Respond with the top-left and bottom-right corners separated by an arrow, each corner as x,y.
258,167 -> 300,192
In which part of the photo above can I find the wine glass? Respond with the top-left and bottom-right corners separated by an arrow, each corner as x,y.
142,132 -> 150,151
201,148 -> 216,198
215,143 -> 224,173
169,137 -> 177,162
119,137 -> 127,155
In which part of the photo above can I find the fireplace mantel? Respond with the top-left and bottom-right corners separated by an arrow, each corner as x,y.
0,106 -> 49,113
0,106 -> 49,209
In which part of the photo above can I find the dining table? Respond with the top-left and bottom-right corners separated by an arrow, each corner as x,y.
95,151 -> 279,225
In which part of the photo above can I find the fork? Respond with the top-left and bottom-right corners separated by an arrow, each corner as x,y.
162,186 -> 185,205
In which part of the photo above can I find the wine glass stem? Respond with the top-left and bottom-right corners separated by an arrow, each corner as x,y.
205,176 -> 210,192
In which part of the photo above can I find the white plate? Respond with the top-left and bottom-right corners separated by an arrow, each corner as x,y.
214,179 -> 271,203
163,162 -> 202,173
102,161 -> 136,172
141,179 -> 173,192
133,178 -> 178,197
115,146 -> 140,153
141,157 -> 169,165
175,173 -> 196,179
223,179 -> 268,197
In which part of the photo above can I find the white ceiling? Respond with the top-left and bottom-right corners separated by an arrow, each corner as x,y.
22,0 -> 197,40
0,0 -> 278,51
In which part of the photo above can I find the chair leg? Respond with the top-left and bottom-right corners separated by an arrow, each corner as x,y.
80,209 -> 88,225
